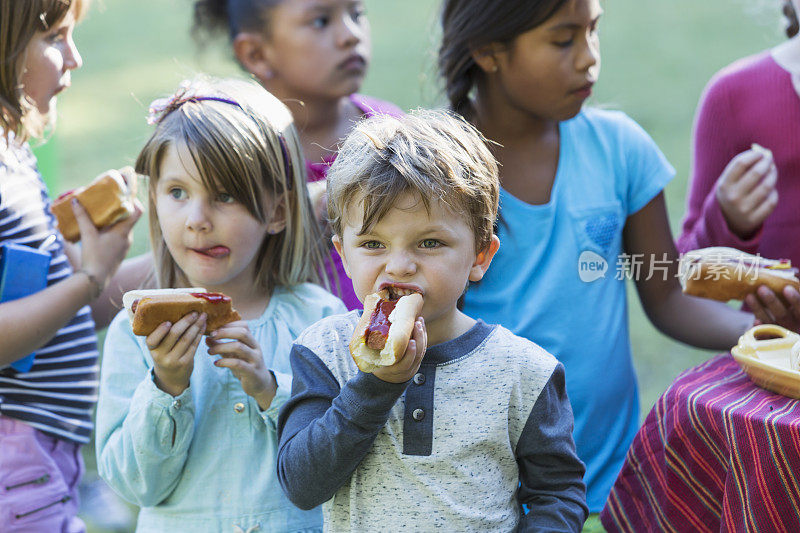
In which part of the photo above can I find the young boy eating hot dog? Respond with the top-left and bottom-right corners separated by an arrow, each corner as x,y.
276,110 -> 588,531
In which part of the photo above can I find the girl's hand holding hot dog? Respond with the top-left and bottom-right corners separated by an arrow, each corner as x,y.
746,286 -> 800,333
146,312 -> 207,397
70,177 -> 143,299
207,321 -> 278,410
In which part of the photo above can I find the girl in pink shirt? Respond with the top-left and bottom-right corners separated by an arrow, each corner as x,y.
677,0 -> 800,330
192,0 -> 403,309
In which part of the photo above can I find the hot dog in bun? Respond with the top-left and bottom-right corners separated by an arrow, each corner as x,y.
123,288 -> 241,336
51,170 -> 136,242
349,287 -> 424,373
680,247 -> 800,302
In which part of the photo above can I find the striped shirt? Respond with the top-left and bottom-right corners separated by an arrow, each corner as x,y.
0,140 -> 98,444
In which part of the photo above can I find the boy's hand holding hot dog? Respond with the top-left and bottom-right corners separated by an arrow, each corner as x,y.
349,288 -> 427,383
371,316 -> 426,384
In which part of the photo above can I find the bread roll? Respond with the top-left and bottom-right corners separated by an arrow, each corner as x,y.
349,289 -> 424,373
123,288 -> 241,336
680,247 -> 800,302
51,170 -> 135,242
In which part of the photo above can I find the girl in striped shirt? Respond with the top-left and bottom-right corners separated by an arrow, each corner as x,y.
0,1 -> 142,530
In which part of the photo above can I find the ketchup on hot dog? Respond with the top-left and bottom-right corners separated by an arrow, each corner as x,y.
365,299 -> 397,350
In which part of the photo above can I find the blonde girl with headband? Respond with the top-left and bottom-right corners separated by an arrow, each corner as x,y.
192,0 -> 404,310
95,76 -> 345,533
1,1 -> 143,530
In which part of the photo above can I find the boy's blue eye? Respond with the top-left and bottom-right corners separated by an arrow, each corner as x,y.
420,239 -> 441,249
216,193 -> 234,204
168,187 -> 187,200
362,240 -> 383,249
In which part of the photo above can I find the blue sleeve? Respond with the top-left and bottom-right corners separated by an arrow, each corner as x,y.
95,312 -> 195,507
618,113 -> 675,215
517,363 -> 588,532
276,344 -> 408,510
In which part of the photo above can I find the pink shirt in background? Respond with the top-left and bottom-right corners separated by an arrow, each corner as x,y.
677,52 -> 800,266
307,94 -> 404,310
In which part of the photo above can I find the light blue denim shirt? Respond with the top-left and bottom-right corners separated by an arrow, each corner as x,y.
96,283 -> 346,533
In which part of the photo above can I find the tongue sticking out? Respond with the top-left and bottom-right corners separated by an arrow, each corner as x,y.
199,246 -> 230,258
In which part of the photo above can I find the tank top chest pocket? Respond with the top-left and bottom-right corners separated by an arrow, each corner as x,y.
568,202 -> 624,258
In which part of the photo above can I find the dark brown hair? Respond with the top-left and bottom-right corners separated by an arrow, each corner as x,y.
784,0 -> 799,38
192,0 -> 281,42
438,0 -> 568,119
0,0 -> 88,141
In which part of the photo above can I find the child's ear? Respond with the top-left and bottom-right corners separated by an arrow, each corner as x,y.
468,235 -> 500,282
266,194 -> 287,235
331,234 -> 352,278
471,43 -> 503,74
233,32 -> 275,83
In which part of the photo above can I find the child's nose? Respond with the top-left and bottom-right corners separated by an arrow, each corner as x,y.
65,37 -> 82,71
336,12 -> 364,47
385,250 -> 416,278
576,32 -> 600,73
184,201 -> 212,232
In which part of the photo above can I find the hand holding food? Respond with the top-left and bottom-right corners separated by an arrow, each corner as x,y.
349,288 -> 424,373
145,309 -> 207,397
715,143 -> 778,238
207,322 -> 277,410
123,288 -> 241,336
52,169 -> 137,242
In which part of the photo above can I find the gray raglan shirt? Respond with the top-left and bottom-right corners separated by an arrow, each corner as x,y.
277,313 -> 588,532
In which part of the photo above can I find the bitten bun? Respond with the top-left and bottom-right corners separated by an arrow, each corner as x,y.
680,247 -> 800,302
349,289 -> 424,373
51,170 -> 135,242
122,288 -> 241,336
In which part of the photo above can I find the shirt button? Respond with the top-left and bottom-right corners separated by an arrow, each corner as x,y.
413,373 -> 425,385
171,399 -> 182,410
234,402 -> 245,413
412,408 -> 425,421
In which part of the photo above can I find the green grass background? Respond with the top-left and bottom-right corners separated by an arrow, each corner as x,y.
45,0 -> 784,529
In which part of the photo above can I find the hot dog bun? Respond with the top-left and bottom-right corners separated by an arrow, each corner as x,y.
51,170 -> 135,242
123,288 -> 241,336
680,247 -> 800,302
349,290 -> 424,373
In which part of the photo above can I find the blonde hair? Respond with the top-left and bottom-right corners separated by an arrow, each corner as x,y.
0,0 -> 89,143
135,76 -> 327,295
327,109 -> 499,253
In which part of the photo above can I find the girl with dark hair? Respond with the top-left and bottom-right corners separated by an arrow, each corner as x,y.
192,0 -> 403,311
677,0 -> 800,330
438,0 -> 772,516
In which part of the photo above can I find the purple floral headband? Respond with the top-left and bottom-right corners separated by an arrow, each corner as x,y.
147,89 -> 294,189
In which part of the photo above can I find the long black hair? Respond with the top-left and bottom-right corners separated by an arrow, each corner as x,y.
438,0 -> 567,120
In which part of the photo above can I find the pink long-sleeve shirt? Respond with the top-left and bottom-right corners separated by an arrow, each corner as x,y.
677,52 -> 800,265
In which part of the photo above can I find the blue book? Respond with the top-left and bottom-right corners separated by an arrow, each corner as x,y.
0,242 -> 51,372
